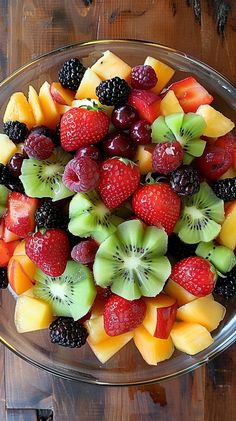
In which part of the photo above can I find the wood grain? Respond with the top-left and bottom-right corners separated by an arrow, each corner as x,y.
0,1 -> 235,420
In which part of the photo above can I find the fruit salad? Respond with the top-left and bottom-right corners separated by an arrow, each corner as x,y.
0,50 -> 235,366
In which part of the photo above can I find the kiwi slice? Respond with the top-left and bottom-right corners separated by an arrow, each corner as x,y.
68,190 -> 123,242
196,241 -> 236,274
0,185 -> 10,216
20,148 -> 74,201
151,112 -> 207,162
93,219 -> 171,300
33,261 -> 96,321
174,182 -> 224,244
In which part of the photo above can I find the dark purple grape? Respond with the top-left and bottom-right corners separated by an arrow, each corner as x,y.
111,105 -> 138,130
7,153 -> 26,177
130,119 -> 152,144
28,125 -> 54,139
102,132 -> 136,159
75,145 -> 102,162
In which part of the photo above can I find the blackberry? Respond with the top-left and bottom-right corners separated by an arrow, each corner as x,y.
58,58 -> 86,91
49,317 -> 88,348
3,121 -> 28,143
168,234 -> 197,260
53,122 -> 61,146
214,269 -> 236,300
6,177 -> 25,193
169,165 -> 200,196
96,77 -> 130,106
0,268 -> 8,289
213,177 -> 236,201
0,164 -> 11,185
35,200 -> 65,229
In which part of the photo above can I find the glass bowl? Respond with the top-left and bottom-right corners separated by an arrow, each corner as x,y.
0,40 -> 235,386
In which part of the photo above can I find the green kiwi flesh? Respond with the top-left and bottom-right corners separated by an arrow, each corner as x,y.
174,182 -> 224,244
33,261 -> 96,320
0,185 -> 10,216
20,148 -> 74,201
69,190 -> 123,242
93,219 -> 171,300
196,241 -> 236,274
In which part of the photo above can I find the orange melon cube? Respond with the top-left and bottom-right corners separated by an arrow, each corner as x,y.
218,201 -> 236,250
196,105 -> 235,137
171,322 -> 214,355
38,81 -> 60,128
87,331 -> 133,364
8,257 -> 34,295
134,325 -> 174,365
75,68 -> 102,100
15,295 -> 54,333
91,50 -> 131,81
85,315 -> 110,345
164,278 -> 196,306
144,56 -> 175,94
160,91 -> 183,116
3,92 -> 35,129
28,85 -> 46,126
134,144 -> 155,175
50,82 -> 75,106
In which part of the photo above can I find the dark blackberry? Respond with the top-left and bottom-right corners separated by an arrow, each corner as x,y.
96,77 -> 130,106
58,58 -> 86,91
169,165 -> 200,196
35,200 -> 64,229
168,234 -> 197,260
53,122 -> 61,146
212,177 -> 236,201
0,268 -> 8,289
49,317 -> 88,348
214,269 -> 236,300
6,177 -> 25,193
0,164 -> 11,185
3,121 -> 28,143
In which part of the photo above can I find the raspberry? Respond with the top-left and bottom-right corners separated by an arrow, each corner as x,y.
131,65 -> 157,90
71,239 -> 99,264
49,317 -> 88,348
169,165 -> 200,196
3,121 -> 28,143
24,133 -> 54,160
62,156 -> 100,193
196,145 -> 232,180
152,141 -> 184,174
28,125 -> 54,139
58,58 -> 86,91
215,132 -> 236,153
96,77 -> 130,106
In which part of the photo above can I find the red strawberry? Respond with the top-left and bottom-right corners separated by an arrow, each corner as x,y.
167,77 -> 213,112
104,294 -> 146,336
5,192 -> 39,238
98,158 -> 140,209
0,239 -> 20,267
60,107 -> 109,151
26,229 -> 69,277
132,183 -> 181,235
215,132 -> 236,154
128,89 -> 161,124
170,256 -> 216,297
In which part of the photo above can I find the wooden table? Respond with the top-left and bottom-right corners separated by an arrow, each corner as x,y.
0,1 -> 235,420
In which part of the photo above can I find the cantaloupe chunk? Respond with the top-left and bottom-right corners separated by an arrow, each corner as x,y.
38,81 -> 60,128
134,325 -> 174,365
196,105 -> 235,137
14,295 -> 54,333
87,331 -> 133,364
8,258 -> 34,295
75,68 -> 102,100
177,296 -> 225,332
0,134 -> 17,165
85,315 -> 110,345
91,50 -> 131,81
28,85 -> 46,126
3,92 -> 35,129
160,91 -> 183,115
171,322 -> 214,355
134,144 -> 155,175
218,201 -> 236,250
144,56 -> 175,94
164,278 -> 196,306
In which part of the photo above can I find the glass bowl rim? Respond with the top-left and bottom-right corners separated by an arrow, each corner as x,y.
0,38 -> 235,385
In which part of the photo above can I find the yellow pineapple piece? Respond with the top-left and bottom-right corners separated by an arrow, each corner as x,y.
3,92 -> 35,129
91,50 -> 131,81
38,81 -> 60,128
196,105 -> 235,137
75,68 -> 102,100
164,278 -> 196,307
171,322 -> 214,355
134,325 -> 174,365
85,315 -> 110,345
28,85 -> 46,126
0,134 -> 17,165
87,331 -> 133,364
134,144 -> 155,175
14,295 -> 54,333
144,56 -> 175,94
160,91 -> 183,116
177,296 -> 226,332
218,201 -> 236,250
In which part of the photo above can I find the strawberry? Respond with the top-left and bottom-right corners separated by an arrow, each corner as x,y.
98,158 -> 140,209
167,77 -> 213,113
132,183 -> 181,235
128,89 -> 161,124
0,239 -> 20,267
5,192 -> 39,238
215,132 -> 236,154
170,256 -> 216,297
60,106 -> 109,152
26,229 -> 69,277
104,294 -> 146,336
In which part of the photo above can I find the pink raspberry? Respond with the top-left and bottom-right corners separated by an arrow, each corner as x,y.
131,65 -> 157,90
152,141 -> 184,174
24,133 -> 54,160
71,239 -> 99,264
63,156 -> 100,193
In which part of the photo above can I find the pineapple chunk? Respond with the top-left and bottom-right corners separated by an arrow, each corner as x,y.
3,92 -> 35,129
164,278 -> 196,307
144,56 -> 175,93
0,134 -> 17,165
134,325 -> 174,365
218,201 -> 236,250
91,50 -> 131,81
76,68 -> 102,100
196,105 -> 235,137
87,331 -> 133,364
38,81 -> 60,128
28,85 -> 46,126
177,296 -> 226,332
85,315 -> 110,345
15,295 -> 54,333
160,91 -> 183,116
171,322 -> 214,355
